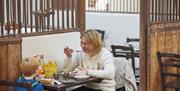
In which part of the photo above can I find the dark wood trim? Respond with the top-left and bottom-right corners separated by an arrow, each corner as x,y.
0,37 -> 22,45
0,80 -> 32,91
17,0 -> 21,35
149,21 -> 180,32
0,0 -> 4,37
20,28 -> 79,37
140,0 -> 149,90
76,0 -> 85,33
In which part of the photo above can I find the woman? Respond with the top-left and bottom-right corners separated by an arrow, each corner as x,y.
64,30 -> 115,91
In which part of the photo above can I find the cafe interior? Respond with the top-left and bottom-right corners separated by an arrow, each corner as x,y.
0,0 -> 179,91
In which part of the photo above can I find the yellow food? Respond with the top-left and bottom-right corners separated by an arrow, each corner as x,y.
43,61 -> 58,78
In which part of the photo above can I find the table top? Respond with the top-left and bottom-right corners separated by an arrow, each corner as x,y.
43,76 -> 102,91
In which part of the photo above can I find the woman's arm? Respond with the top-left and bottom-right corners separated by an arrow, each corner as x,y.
87,57 -> 115,80
63,52 -> 81,72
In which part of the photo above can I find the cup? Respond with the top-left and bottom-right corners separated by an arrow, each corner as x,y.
53,73 -> 60,80
36,74 -> 45,80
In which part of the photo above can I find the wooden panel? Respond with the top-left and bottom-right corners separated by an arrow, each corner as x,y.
148,21 -> 180,91
178,30 -> 180,54
0,37 -> 22,91
76,0 -> 85,32
165,31 -> 173,52
8,44 -> 21,80
157,31 -> 166,52
148,25 -> 161,91
165,30 -> 178,91
178,30 -> 180,81
156,31 -> 166,90
0,45 -> 8,91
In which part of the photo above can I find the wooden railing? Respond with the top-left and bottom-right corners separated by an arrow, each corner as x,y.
0,0 -> 85,38
149,0 -> 180,22
86,0 -> 140,14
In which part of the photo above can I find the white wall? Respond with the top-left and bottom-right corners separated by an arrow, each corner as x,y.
86,12 -> 140,45
22,32 -> 81,71
86,12 -> 140,68
21,13 -> 140,70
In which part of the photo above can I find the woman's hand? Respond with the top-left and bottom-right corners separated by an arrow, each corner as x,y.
64,46 -> 73,57
74,66 -> 88,75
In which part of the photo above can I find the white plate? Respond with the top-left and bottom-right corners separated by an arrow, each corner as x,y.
62,79 -> 75,84
74,75 -> 89,80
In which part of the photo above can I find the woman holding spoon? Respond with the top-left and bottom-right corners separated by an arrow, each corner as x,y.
63,30 -> 115,91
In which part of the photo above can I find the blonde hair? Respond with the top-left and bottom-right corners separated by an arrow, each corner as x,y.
81,30 -> 102,54
20,57 -> 40,77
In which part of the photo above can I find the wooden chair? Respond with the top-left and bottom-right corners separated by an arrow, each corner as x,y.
111,45 -> 135,73
126,37 -> 139,43
126,37 -> 140,86
126,37 -> 140,57
111,45 -> 137,91
95,29 -> 105,42
157,52 -> 180,91
0,80 -> 32,91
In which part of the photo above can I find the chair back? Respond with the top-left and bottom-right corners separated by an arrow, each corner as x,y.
0,80 -> 32,91
111,45 -> 135,73
126,37 -> 139,43
126,38 -> 140,86
95,29 -> 105,42
156,52 -> 180,91
126,37 -> 140,52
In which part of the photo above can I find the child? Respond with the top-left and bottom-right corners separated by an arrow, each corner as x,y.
15,56 -> 44,91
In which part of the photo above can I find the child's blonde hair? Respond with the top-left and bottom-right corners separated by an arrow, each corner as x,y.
20,57 -> 40,77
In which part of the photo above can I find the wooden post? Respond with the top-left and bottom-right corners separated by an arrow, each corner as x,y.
76,0 -> 85,33
0,37 -> 22,91
140,0 -> 149,91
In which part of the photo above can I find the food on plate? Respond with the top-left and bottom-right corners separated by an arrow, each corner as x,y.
74,75 -> 89,80
40,78 -> 52,84
35,66 -> 44,76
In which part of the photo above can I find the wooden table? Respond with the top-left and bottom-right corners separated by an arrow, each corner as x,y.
43,77 -> 102,91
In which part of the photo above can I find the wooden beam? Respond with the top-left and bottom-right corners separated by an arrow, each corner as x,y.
140,0 -> 149,90
76,0 -> 85,33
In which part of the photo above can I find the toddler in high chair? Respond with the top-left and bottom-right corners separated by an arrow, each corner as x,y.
15,56 -> 44,91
